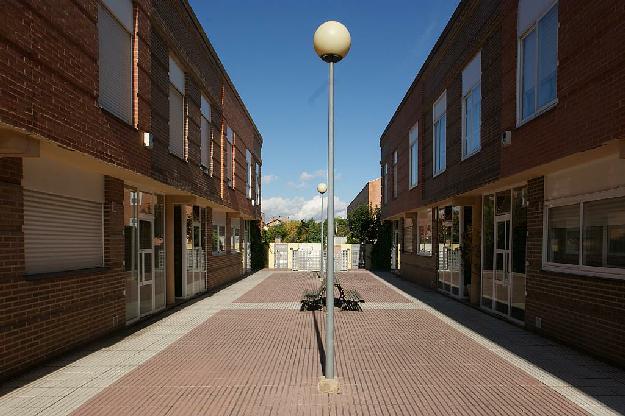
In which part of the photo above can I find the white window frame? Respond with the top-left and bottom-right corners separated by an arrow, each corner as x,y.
433,91 -> 447,177
245,149 -> 252,199
461,52 -> 481,160
231,223 -> 240,252
417,208 -> 433,256
255,162 -> 260,206
516,1 -> 559,126
392,150 -> 398,198
542,186 -> 625,280
409,123 -> 418,189
200,94 -> 211,169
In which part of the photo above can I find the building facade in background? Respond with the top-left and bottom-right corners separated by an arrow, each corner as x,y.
380,0 -> 625,366
0,0 -> 262,379
347,178 -> 381,216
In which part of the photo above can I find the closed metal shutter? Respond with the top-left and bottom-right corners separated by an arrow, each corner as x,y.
23,189 -> 104,275
169,85 -> 185,158
98,3 -> 133,123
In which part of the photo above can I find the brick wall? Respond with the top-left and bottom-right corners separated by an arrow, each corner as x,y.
0,170 -> 126,380
525,177 -> 625,367
381,0 -> 502,219
0,0 -> 152,174
500,0 -> 625,176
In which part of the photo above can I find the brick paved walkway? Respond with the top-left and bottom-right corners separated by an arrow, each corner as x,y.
1,270 -> 624,415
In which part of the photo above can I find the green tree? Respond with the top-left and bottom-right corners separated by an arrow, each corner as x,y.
347,204 -> 381,244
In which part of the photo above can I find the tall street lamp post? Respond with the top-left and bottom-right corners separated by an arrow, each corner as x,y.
317,182 -> 327,276
313,20 -> 350,393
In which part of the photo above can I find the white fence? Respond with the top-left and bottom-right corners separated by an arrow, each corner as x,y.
269,242 -> 364,271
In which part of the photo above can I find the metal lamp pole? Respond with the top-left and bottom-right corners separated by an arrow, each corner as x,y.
317,183 -> 327,276
313,21 -> 350,388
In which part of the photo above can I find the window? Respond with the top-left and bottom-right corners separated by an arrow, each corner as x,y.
403,218 -> 413,253
231,221 -> 240,252
545,195 -> 625,276
383,163 -> 389,204
433,91 -> 447,175
519,1 -> 558,123
212,225 -> 226,253
417,209 -> 433,256
409,123 -> 418,188
462,52 -> 481,158
392,150 -> 398,198
212,211 -> 226,254
200,95 -> 211,169
255,162 -> 260,206
225,127 -> 234,188
246,149 -> 252,199
169,55 -> 185,159
98,0 -> 133,123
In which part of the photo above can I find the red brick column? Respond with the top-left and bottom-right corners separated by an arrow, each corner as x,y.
0,158 -> 24,281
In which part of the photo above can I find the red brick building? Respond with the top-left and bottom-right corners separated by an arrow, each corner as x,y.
0,0 -> 262,379
380,0 -> 625,366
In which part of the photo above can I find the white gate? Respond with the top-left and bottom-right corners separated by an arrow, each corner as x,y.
274,244 -> 288,269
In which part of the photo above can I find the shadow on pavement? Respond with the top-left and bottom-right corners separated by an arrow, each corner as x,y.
372,271 -> 625,414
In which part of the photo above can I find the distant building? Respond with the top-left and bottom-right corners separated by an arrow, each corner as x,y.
266,216 -> 289,227
347,178 -> 381,216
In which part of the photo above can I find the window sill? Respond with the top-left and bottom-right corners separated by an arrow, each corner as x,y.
24,266 -> 111,281
542,263 -> 625,281
517,99 -> 558,128
433,169 -> 446,178
461,147 -> 481,161
409,184 -> 418,190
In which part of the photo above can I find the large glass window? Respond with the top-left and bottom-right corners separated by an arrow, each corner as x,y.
481,194 -> 495,308
433,91 -> 447,175
200,95 -> 211,169
462,52 -> 481,158
409,123 -> 418,188
583,196 -> 625,269
520,3 -> 558,122
246,149 -> 252,199
226,127 -> 234,188
417,209 -> 432,255
547,204 -> 580,265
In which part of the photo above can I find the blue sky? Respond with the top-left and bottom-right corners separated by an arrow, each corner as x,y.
189,0 -> 459,220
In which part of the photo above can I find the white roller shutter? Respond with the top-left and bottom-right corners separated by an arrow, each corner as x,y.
169,85 -> 185,159
98,3 -> 133,123
24,190 -> 103,275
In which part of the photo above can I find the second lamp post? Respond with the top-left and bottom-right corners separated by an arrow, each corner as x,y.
313,20 -> 351,390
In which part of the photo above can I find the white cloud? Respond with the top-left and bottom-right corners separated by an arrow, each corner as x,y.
262,174 -> 278,185
262,194 -> 347,221
299,169 -> 326,182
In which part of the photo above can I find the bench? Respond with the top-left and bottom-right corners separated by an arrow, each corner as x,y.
300,273 -> 363,311
341,289 -> 364,311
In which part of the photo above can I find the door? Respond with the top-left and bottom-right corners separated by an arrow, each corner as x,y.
494,216 -> 511,315
275,244 -> 288,269
139,216 -> 155,316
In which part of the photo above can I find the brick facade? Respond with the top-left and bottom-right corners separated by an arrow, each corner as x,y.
379,0 -> 625,367
0,0 -> 261,379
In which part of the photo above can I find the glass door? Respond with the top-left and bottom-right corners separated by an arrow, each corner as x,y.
124,188 -> 139,323
139,216 -> 154,316
494,216 -> 511,315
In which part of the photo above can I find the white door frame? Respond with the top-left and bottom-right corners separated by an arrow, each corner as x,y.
138,212 -> 155,317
